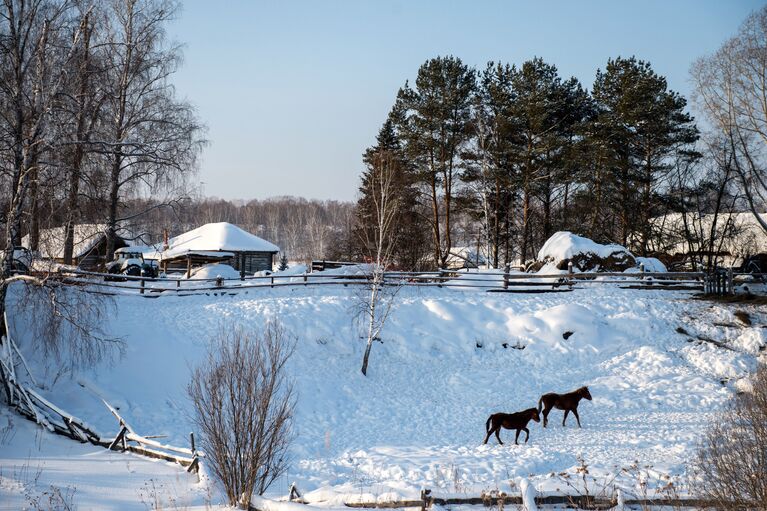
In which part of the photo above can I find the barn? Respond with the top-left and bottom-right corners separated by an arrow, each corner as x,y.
160,222 -> 279,276
22,224 -> 129,270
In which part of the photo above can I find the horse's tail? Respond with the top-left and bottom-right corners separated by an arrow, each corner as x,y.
485,415 -> 492,432
537,396 -> 543,414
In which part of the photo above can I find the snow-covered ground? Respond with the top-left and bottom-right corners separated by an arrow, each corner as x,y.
1,281 -> 765,509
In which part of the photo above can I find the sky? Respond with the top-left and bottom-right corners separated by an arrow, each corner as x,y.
167,0 -> 765,203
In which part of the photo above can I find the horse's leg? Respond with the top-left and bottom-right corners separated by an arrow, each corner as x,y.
573,408 -> 582,428
523,427 -> 529,443
514,429 -> 520,445
562,409 -> 570,427
483,428 -> 492,444
542,407 -> 550,428
495,427 -> 503,445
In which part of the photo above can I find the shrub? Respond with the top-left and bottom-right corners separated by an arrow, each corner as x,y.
692,364 -> 767,508
188,322 -> 295,508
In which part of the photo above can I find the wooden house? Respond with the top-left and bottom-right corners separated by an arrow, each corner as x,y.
160,222 -> 279,276
22,224 -> 129,270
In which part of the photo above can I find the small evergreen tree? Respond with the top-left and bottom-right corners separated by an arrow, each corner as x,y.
278,253 -> 288,271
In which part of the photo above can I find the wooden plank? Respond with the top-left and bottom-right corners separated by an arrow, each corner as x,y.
487,288 -> 574,294
343,495 -> 724,509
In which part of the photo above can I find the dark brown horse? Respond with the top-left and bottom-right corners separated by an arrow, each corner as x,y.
483,408 -> 540,445
538,386 -> 592,428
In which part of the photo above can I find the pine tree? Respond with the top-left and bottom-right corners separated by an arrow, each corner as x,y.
355,117 -> 428,270
462,62 -> 517,268
392,56 -> 476,268
584,57 -> 698,251
278,253 -> 288,271
506,58 -> 590,262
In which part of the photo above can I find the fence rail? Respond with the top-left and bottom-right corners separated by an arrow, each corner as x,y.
270,487 -> 729,511
47,266 -> 753,296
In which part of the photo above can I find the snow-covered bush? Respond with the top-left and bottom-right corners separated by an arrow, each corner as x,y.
527,232 -> 636,273
692,363 -> 767,508
187,323 -> 296,507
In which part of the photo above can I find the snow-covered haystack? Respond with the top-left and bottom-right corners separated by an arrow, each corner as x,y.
188,262 -> 240,280
528,231 -> 636,273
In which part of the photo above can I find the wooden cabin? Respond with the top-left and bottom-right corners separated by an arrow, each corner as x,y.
160,222 -> 279,276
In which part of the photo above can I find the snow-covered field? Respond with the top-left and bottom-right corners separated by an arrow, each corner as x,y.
1,280 -> 765,509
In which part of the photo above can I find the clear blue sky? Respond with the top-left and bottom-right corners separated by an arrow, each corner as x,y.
168,0 -> 765,202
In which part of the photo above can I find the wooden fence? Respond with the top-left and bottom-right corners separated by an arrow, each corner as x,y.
0,314 -> 202,473
46,265 -> 747,296
255,487 -> 726,511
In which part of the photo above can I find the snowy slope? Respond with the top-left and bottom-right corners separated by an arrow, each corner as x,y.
2,282 -> 765,508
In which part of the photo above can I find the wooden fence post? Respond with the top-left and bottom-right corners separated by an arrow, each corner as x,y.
503,265 -> 510,290
639,262 -> 645,281
727,267 -> 734,295
140,279 -> 145,295
420,489 -> 432,511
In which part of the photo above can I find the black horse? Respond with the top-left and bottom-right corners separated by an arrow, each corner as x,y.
538,386 -> 592,428
483,408 -> 540,445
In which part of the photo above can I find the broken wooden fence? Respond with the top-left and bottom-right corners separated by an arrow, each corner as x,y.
0,314 -> 202,474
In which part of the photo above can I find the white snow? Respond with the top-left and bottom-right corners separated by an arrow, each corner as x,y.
634,257 -> 667,273
537,232 -> 631,265
189,263 -> 241,280
161,222 -> 279,259
21,224 -> 121,260
1,280 -> 765,508
648,212 -> 767,265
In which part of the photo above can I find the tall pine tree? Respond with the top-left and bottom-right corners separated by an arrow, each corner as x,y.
392,56 -> 476,268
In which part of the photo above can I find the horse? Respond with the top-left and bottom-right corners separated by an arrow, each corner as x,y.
537,386 -> 592,428
483,408 -> 540,445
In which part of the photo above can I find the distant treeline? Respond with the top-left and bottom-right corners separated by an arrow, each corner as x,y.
124,196 -> 356,264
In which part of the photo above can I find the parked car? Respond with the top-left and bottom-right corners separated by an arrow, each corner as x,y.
0,246 -> 32,274
106,248 -> 158,278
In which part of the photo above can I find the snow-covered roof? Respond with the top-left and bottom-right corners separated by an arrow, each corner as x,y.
647,212 -> 767,258
22,224 -> 123,260
161,222 -> 279,260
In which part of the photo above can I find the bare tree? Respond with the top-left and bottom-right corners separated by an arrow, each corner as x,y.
3,275 -> 122,367
96,0 -> 204,261
187,322 -> 295,508
692,363 -> 767,508
358,151 -> 401,376
692,6 -> 767,234
0,0 -> 85,277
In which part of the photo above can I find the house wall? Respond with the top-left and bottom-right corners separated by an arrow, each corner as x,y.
63,236 -> 128,270
231,252 -> 274,273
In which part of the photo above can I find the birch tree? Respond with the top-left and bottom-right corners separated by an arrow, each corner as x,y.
358,149 -> 402,376
692,6 -> 767,235
96,0 -> 203,260
0,0 -> 83,277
